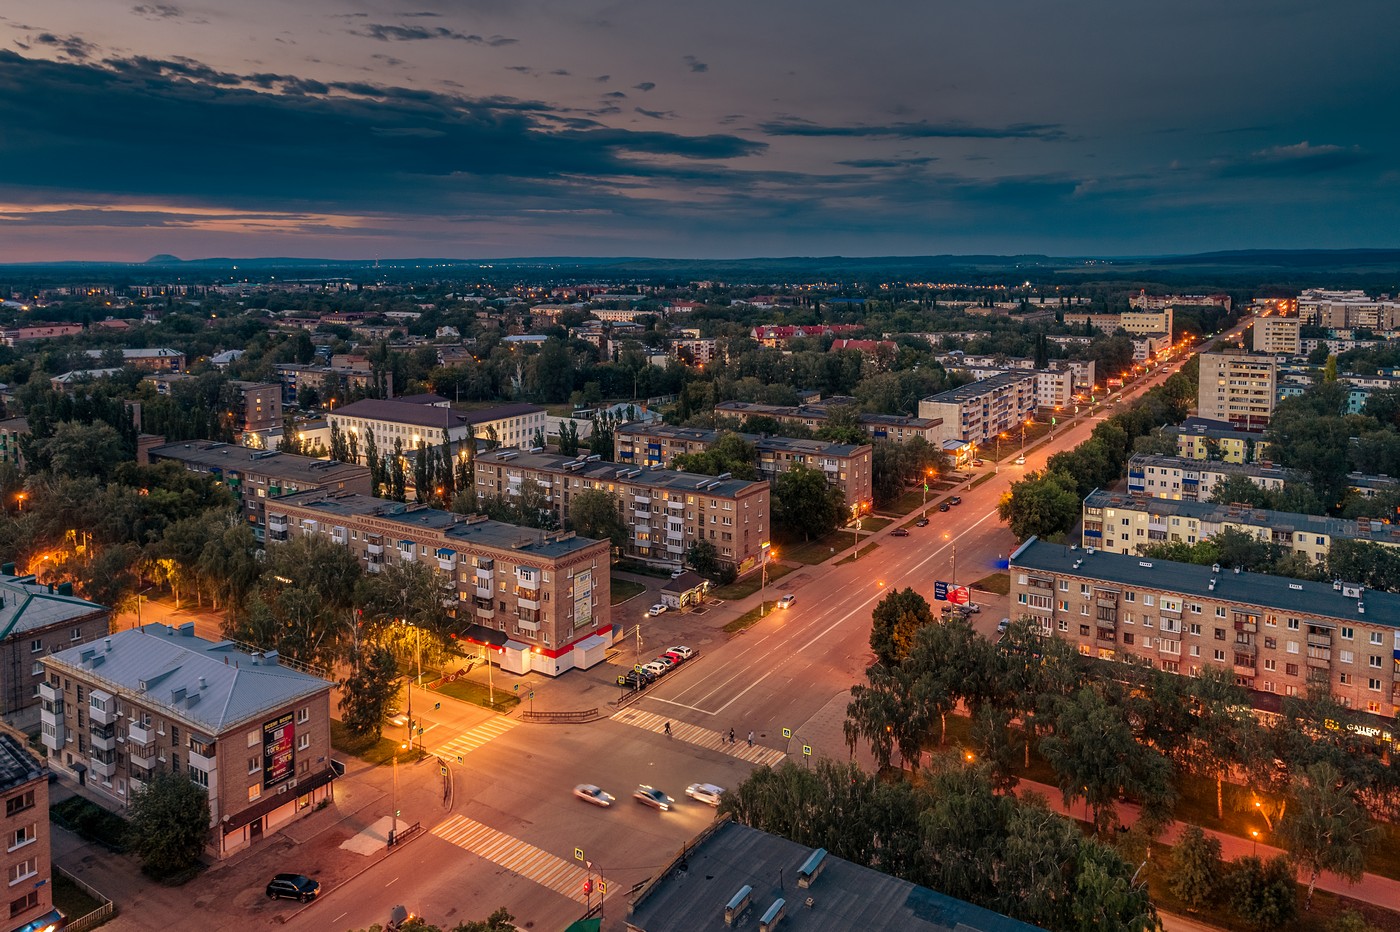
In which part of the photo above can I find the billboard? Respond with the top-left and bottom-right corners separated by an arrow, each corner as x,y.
263,712 -> 296,787
933,581 -> 970,604
573,568 -> 593,629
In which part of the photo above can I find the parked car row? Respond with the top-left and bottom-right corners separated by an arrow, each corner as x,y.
616,645 -> 695,690
572,782 -> 725,812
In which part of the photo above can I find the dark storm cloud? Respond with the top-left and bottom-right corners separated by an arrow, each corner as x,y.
633,82 -> 655,92
28,33 -> 96,60
351,24 -> 517,46
130,5 -> 184,20
761,119 -> 1064,141
0,51 -> 765,215
682,55 -> 707,73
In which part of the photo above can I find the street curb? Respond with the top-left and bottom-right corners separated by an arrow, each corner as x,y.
276,824 -> 430,925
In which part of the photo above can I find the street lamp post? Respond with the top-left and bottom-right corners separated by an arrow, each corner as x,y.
1022,419 -> 1031,457
923,469 -> 934,507
389,741 -> 407,846
995,433 -> 1006,472
759,542 -> 772,614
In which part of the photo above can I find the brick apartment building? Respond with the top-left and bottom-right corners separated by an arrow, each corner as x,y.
0,733 -> 57,931
918,371 -> 1039,448
712,401 -> 943,445
1010,538 -> 1399,714
147,441 -> 372,542
40,624 -> 336,858
267,492 -> 613,676
613,423 -> 872,511
474,448 -> 771,575
0,568 -> 110,730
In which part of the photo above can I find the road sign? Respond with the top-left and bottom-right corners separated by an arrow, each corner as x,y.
934,580 -> 949,601
802,745 -> 812,757
781,728 -> 792,739
575,847 -> 585,862
598,880 -> 608,895
439,764 -> 448,776
634,663 -> 644,673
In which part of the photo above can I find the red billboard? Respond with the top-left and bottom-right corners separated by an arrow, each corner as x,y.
263,712 -> 296,787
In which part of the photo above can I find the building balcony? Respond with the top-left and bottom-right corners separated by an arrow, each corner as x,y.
188,746 -> 216,772
89,727 -> 116,752
127,721 -> 153,745
476,605 -> 496,620
38,681 -> 60,703
1306,654 -> 1331,669
515,617 -> 540,633
40,725 -> 64,752
1235,620 -> 1258,633
399,550 -> 417,563
517,596 -> 540,610
1307,633 -> 1332,648
367,543 -> 384,556
128,743 -> 156,769
1096,597 -> 1118,608
89,691 -> 118,725
438,556 -> 457,572
89,756 -> 117,780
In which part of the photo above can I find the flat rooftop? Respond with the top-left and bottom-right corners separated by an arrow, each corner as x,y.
479,448 -> 767,498
921,370 -> 1036,404
617,422 -> 868,456
149,441 -> 369,485
273,491 -> 604,559
1012,537 -> 1398,625
628,821 -> 1043,932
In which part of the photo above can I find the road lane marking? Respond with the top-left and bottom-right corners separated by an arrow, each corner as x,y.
609,707 -> 786,767
429,717 -> 516,761
431,814 -> 608,901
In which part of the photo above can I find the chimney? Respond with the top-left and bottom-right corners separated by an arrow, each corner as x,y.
104,638 -> 111,652
198,676 -> 207,689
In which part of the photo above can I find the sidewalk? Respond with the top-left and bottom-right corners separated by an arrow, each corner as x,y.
1008,775 -> 1400,913
50,737 -> 454,932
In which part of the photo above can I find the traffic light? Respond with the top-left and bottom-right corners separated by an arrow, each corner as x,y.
582,879 -> 593,895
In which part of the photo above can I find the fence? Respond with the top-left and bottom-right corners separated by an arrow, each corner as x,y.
519,709 -> 600,724
55,865 -> 115,932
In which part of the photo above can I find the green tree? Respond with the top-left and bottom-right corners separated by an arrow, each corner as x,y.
1186,667 -> 1261,820
671,432 -> 758,479
814,404 -> 866,444
684,538 -> 721,580
339,646 -> 400,740
1227,854 -> 1298,930
389,438 -> 408,502
557,418 -> 581,456
39,420 -> 126,480
868,586 -> 933,667
568,489 -> 627,552
127,771 -> 211,878
1169,825 -> 1222,911
1208,473 -> 1274,508
346,906 -> 516,932
997,470 -> 1081,542
773,464 -> 845,541
1278,761 -> 1371,910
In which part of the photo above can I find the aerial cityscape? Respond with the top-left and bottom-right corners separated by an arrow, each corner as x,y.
1,4 -> 1399,932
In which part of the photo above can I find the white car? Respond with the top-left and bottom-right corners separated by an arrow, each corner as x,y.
573,784 -> 615,807
649,603 -> 668,616
666,645 -> 694,660
670,567 -> 686,579
1014,455 -> 1026,465
642,660 -> 670,678
685,783 -> 725,807
777,594 -> 796,609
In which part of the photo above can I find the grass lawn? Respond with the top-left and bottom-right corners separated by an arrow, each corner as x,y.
724,603 -> 773,634
710,562 -> 795,600
837,543 -> 881,565
614,559 -> 675,578
435,678 -> 522,713
50,797 -> 129,853
330,720 -> 412,766
610,578 -> 646,604
781,526 -> 872,564
971,572 -> 1011,596
51,870 -> 105,921
858,516 -> 892,533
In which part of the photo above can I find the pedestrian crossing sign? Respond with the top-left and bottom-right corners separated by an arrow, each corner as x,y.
802,745 -> 812,757
782,728 -> 791,739
575,847 -> 585,862
599,880 -> 608,895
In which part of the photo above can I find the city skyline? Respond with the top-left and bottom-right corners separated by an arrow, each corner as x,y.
1,1 -> 1397,261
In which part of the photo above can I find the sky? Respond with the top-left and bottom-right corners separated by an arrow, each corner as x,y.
0,0 -> 1397,262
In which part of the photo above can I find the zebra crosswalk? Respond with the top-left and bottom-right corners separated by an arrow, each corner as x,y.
610,707 -> 786,767
431,814 -> 607,901
432,717 -> 516,762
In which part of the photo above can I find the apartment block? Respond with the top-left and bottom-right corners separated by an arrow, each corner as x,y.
474,449 -> 770,574
0,324 -> 83,345
1127,454 -> 1288,502
273,362 -> 394,406
40,624 -> 336,858
1176,417 -> 1270,464
936,354 -> 1096,393
1198,351 -> 1278,428
1251,316 -> 1302,355
329,399 -> 545,460
918,371 -> 1038,447
1064,308 -> 1173,337
0,569 -> 110,729
1010,537 -> 1399,713
1130,292 -> 1231,312
613,423 -> 872,510
0,417 -> 26,471
939,363 -> 1079,410
713,401 -> 944,445
0,733 -> 57,931
84,347 -> 185,372
1297,289 -> 1400,330
147,441 -> 372,541
228,381 -> 283,434
1081,489 -> 1400,564
268,492 -> 613,676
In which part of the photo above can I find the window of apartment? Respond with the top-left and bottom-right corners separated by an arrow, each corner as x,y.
1287,640 -> 1299,654
1339,650 -> 1354,664
70,628 -> 82,641
1189,623 -> 1202,636
297,734 -> 310,751
1370,655 -> 1383,668
1190,645 -> 1200,657
7,825 -> 34,852
1123,591 -> 1135,603
29,663 -> 41,677
28,640 -> 41,654
248,757 -> 259,775
248,784 -> 262,801
1339,673 -> 1352,685
3,792 -> 33,819
1215,607 -> 1226,618
8,891 -> 37,917
1286,663 -> 1299,676
1263,659 -> 1276,671
189,767 -> 209,788
1058,580 -> 1069,592
297,707 -> 310,725
1287,618 -> 1300,630
1341,626 -> 1355,640
1371,632 -> 1384,645
1369,678 -> 1382,692
6,850 -> 34,884
1214,628 -> 1226,641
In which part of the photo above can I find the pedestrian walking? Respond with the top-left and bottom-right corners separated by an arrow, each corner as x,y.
664,721 -> 672,737
747,730 -> 754,747
728,728 -> 735,744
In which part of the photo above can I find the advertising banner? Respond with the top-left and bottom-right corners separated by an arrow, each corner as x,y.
263,712 -> 295,786
574,568 -> 593,629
